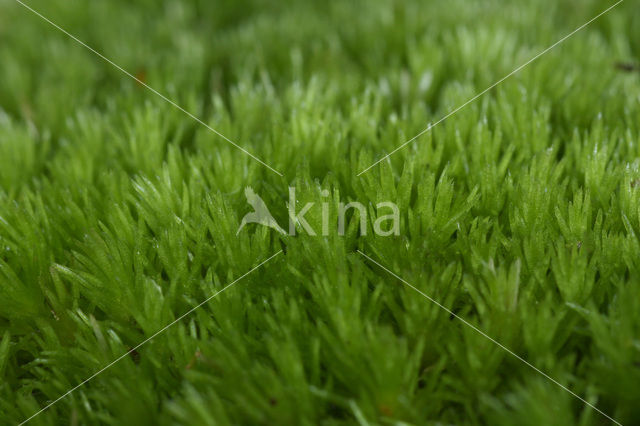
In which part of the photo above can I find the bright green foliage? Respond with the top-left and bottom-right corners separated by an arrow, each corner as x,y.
1,0 -> 640,424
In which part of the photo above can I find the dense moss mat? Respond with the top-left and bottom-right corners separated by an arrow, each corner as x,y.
1,0 -> 640,424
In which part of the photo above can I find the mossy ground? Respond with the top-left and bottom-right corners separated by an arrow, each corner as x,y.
1,0 -> 639,424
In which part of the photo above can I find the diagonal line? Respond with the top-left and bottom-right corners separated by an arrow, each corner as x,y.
356,250 -> 622,426
357,0 -> 623,176
13,0 -> 284,177
19,250 -> 283,425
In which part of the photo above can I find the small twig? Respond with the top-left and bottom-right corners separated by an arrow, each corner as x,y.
615,62 -> 640,73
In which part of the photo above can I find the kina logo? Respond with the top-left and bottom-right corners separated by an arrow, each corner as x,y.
236,187 -> 286,235
236,186 -> 400,237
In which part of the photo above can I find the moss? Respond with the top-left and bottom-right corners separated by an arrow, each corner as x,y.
0,0 -> 639,424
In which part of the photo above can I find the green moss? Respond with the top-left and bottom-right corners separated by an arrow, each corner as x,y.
1,0 -> 639,424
